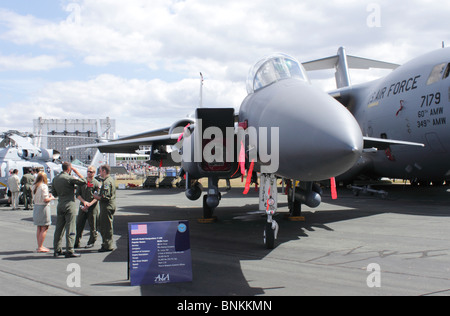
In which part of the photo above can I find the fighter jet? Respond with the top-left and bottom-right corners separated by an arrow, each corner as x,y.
71,53 -> 421,248
304,47 -> 449,186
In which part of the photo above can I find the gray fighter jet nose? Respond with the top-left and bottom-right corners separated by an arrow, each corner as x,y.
240,79 -> 363,181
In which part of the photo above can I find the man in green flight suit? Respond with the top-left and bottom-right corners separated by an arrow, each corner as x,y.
20,168 -> 34,210
75,165 -> 101,249
94,164 -> 116,252
52,162 -> 86,258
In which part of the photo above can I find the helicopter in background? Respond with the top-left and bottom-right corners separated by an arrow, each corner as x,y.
0,130 -> 105,202
0,130 -> 62,201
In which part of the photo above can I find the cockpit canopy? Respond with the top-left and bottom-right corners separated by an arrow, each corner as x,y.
246,53 -> 309,94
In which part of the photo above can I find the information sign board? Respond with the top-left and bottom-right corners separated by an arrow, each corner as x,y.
128,221 -> 192,286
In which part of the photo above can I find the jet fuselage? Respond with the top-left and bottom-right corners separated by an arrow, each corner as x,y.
239,78 -> 363,181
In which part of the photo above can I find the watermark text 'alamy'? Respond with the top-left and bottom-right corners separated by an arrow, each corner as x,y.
170,121 -> 280,174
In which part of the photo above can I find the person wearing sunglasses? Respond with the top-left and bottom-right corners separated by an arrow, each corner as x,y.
75,166 -> 101,249
93,164 -> 116,253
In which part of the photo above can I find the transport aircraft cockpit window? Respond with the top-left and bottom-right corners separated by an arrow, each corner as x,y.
427,62 -> 449,85
246,54 -> 308,94
443,63 -> 450,80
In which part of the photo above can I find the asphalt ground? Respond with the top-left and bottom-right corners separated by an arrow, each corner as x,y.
0,183 -> 449,297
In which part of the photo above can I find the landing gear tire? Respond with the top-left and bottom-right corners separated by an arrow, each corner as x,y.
264,221 -> 278,249
288,189 -> 301,217
202,194 -> 213,219
289,200 -> 301,217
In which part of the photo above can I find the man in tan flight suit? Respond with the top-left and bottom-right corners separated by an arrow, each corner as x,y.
7,169 -> 20,210
94,164 -> 116,252
52,162 -> 86,258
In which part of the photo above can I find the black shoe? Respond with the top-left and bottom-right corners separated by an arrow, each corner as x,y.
54,250 -> 65,257
98,248 -> 114,253
65,252 -> 81,258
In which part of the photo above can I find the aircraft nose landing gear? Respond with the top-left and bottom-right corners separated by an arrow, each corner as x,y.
260,174 -> 279,249
264,220 -> 279,249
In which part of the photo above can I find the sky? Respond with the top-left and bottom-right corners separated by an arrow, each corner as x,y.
0,0 -> 449,137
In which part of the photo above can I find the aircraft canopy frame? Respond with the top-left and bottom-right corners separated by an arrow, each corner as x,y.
246,53 -> 309,94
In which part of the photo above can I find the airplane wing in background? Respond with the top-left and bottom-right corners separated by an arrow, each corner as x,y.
67,133 -> 181,154
111,127 -> 170,141
363,136 -> 425,150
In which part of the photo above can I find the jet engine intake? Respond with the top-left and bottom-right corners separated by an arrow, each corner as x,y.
169,118 -> 196,136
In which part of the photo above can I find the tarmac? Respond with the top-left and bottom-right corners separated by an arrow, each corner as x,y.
0,183 -> 449,296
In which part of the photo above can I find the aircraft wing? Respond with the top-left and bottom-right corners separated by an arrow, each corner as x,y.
112,127 -> 170,141
67,133 -> 181,154
363,136 -> 425,150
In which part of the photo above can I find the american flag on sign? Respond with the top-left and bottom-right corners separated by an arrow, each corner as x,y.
131,224 -> 148,235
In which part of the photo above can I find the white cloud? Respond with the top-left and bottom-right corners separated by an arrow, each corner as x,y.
0,2 -> 377,68
0,0 -> 450,135
0,54 -> 71,71
0,74 -> 247,135
1,1 -> 447,69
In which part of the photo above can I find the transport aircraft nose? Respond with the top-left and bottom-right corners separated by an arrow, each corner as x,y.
240,79 -> 363,181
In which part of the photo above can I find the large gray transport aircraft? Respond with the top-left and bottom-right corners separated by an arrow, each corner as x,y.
71,54 -> 421,248
304,47 -> 450,186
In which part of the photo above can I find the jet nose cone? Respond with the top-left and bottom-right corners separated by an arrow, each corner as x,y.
248,79 -> 363,180
278,114 -> 363,181
311,124 -> 363,179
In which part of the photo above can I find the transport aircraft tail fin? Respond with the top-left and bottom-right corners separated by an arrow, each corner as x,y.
303,47 -> 400,88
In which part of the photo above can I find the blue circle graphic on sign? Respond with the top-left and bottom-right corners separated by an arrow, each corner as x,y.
178,223 -> 187,233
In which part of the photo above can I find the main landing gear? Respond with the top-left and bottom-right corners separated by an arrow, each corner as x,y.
193,173 -> 321,250
261,176 -> 322,249
185,174 -> 221,223
200,177 -> 221,223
